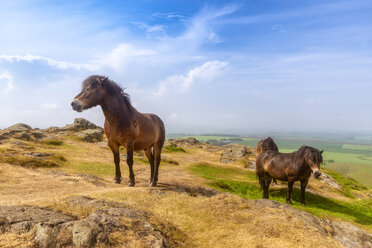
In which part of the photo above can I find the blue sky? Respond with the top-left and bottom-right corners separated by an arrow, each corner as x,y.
0,0 -> 372,133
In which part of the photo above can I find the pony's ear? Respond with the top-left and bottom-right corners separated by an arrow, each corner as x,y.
320,150 -> 324,154
98,77 -> 108,83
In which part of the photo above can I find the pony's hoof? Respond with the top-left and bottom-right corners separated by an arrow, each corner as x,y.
128,181 -> 135,187
286,200 -> 293,205
150,181 -> 157,187
113,178 -> 121,184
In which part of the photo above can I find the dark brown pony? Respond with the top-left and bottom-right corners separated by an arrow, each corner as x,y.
71,75 -> 165,187
256,137 -> 279,184
256,146 -> 323,204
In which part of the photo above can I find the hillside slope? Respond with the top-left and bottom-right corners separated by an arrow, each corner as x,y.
0,120 -> 371,248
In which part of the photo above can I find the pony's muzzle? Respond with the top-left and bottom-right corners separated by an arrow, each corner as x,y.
71,99 -> 83,112
313,169 -> 321,179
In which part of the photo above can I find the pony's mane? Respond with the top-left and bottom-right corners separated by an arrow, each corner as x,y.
294,146 -> 323,163
82,75 -> 132,111
261,137 -> 279,152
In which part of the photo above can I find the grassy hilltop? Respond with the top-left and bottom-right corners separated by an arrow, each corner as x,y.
0,122 -> 371,247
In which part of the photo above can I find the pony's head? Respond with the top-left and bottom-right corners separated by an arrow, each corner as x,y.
71,75 -> 108,112
71,75 -> 131,113
296,146 -> 323,178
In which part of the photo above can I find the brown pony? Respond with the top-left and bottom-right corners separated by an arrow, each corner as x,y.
71,75 -> 165,187
256,137 -> 279,184
256,146 -> 323,204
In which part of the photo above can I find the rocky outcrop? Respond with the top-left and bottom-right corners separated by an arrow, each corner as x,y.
63,118 -> 100,131
167,137 -> 202,148
0,123 -> 45,141
222,144 -> 248,159
220,143 -> 255,165
0,196 -> 169,248
6,123 -> 32,133
319,172 -> 341,189
77,129 -> 104,143
0,123 -> 33,140
252,199 -> 372,248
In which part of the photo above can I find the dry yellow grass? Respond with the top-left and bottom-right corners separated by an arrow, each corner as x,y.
94,188 -> 342,248
0,134 -> 370,247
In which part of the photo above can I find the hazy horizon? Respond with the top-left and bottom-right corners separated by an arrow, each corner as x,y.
1,1 -> 372,133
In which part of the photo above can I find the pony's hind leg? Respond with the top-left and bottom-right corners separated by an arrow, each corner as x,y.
259,173 -> 271,199
286,180 -> 295,204
264,174 -> 272,199
126,140 -> 135,187
151,142 -> 163,187
109,142 -> 121,184
144,146 -> 155,185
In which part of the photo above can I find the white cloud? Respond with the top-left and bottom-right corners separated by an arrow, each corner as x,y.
132,22 -> 166,33
153,13 -> 185,19
0,54 -> 98,71
0,71 -> 14,93
96,43 -> 157,71
153,60 -> 228,96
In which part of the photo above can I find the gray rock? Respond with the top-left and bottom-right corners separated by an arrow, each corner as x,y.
44,126 -> 61,133
331,220 -> 372,248
72,219 -> 101,248
78,129 -> 104,143
24,152 -> 53,158
6,123 -> 32,133
0,131 -> 11,140
10,221 -> 33,234
14,132 -> 32,141
64,118 -> 100,131
222,144 -> 247,159
31,131 -> 45,139
11,140 -> 27,147
221,158 -> 234,164
34,223 -> 59,248
0,205 -> 75,226
319,172 -> 341,189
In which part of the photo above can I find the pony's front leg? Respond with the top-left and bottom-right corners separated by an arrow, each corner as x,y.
126,141 -> 135,187
109,142 -> 121,184
300,180 -> 308,205
286,180 -> 294,204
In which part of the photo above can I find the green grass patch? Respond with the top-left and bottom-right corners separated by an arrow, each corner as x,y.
1,154 -> 66,168
343,144 -> 372,151
189,163 -> 372,231
40,138 -> 64,146
66,160 -> 117,177
164,145 -> 186,153
322,168 -> 367,198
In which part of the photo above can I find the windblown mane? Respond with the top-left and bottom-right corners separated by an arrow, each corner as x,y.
82,75 -> 132,111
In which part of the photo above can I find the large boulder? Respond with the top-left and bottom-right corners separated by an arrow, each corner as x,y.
64,118 -> 100,131
0,123 -> 33,140
167,137 -> 202,147
222,144 -> 247,159
78,129 -> 104,143
6,123 -> 32,133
